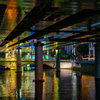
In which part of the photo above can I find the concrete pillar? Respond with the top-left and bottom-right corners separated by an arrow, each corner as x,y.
35,82 -> 43,100
95,80 -> 100,99
56,48 -> 60,72
95,43 -> 100,79
33,41 -> 44,82
16,47 -> 22,73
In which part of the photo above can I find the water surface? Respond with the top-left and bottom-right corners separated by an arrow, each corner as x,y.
0,69 -> 97,100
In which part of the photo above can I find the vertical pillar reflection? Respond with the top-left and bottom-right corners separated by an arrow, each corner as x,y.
95,43 -> 100,79
95,80 -> 100,100
56,72 -> 60,100
53,71 -> 60,100
56,48 -> 60,72
16,73 -> 22,99
35,82 -> 43,100
34,41 -> 44,82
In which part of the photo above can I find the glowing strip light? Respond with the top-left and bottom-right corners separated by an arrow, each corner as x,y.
17,22 -> 100,48
53,21 -> 100,39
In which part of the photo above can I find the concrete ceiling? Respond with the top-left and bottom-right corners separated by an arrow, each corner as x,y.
0,0 -> 100,51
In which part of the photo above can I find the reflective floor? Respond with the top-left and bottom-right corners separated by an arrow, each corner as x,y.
0,69 -> 99,100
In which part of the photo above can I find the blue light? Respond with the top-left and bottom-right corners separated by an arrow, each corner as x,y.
30,55 -> 35,59
53,21 -> 100,39
91,22 -> 100,27
31,67 -> 35,70
29,26 -> 35,43
30,26 -> 35,35
73,27 -> 87,31
53,57 -> 55,59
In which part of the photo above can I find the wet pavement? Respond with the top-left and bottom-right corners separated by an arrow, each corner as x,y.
0,69 -> 98,100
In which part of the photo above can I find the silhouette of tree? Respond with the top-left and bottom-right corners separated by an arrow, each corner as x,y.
76,44 -> 89,56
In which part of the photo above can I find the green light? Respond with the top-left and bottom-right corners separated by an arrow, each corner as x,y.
56,49 -> 58,55
97,2 -> 100,4
25,47 -> 27,52
25,66 -> 27,71
56,77 -> 60,99
18,0 -> 24,7
24,55 -> 27,59
45,55 -> 49,59
19,43 -> 23,46
56,42 -> 58,47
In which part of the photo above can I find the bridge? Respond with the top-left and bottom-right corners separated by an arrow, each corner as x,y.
0,0 -> 99,81
0,59 -> 75,70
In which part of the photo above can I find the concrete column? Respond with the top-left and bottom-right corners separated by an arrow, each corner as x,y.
56,48 -> 60,72
95,80 -> 100,99
95,43 -> 100,79
35,82 -> 43,100
16,47 -> 22,73
33,41 -> 44,82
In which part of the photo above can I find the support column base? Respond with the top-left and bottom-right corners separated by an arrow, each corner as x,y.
33,79 -> 45,82
15,71 -> 22,73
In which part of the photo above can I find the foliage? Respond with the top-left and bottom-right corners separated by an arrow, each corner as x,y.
60,49 -> 68,59
68,50 -> 74,59
76,44 -> 89,56
50,49 -> 68,59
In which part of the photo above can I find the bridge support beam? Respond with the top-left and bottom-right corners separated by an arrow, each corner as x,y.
16,47 -> 22,73
56,48 -> 60,72
95,43 -> 100,79
33,41 -> 44,82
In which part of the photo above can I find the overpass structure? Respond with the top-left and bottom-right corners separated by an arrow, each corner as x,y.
0,0 -> 100,81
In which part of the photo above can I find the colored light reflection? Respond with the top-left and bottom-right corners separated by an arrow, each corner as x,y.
6,0 -> 18,20
53,72 -> 60,100
56,77 -> 60,99
81,75 -> 95,100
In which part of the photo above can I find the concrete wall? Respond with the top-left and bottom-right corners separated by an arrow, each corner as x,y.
81,63 -> 95,74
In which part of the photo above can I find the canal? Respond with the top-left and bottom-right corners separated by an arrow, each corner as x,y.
0,69 -> 98,100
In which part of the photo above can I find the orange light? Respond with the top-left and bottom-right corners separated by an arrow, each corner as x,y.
34,39 -> 37,42
47,50 -> 49,54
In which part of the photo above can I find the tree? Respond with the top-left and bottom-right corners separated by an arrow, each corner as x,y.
76,44 -> 89,56
60,49 -> 68,59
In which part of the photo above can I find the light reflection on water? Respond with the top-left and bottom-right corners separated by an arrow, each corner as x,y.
0,69 -> 97,100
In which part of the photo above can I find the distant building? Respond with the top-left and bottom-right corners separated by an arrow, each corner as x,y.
65,45 -> 73,54
88,43 -> 95,60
